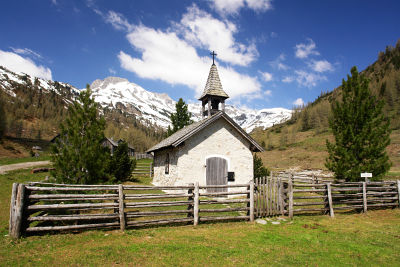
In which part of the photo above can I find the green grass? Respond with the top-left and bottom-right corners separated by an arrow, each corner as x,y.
1,169 -> 400,266
0,155 -> 51,166
135,158 -> 153,165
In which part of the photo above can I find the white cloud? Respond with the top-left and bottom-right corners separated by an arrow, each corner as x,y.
108,68 -> 116,75
294,70 -> 326,87
96,5 -> 257,66
104,10 -> 134,32
293,98 -> 304,106
178,4 -> 257,66
92,5 -> 262,100
269,53 -> 289,70
282,76 -> 294,83
246,0 -> 273,11
213,0 -> 244,15
51,0 -> 58,5
309,59 -> 334,73
264,90 -> 272,96
212,0 -> 272,15
10,47 -> 42,59
118,25 -> 260,99
0,50 -> 52,80
295,38 -> 319,59
260,71 -> 272,82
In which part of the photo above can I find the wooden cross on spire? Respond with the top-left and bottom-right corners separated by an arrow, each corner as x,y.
210,51 -> 217,65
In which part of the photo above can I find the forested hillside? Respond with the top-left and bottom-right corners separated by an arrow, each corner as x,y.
252,40 -> 400,172
0,66 -> 165,155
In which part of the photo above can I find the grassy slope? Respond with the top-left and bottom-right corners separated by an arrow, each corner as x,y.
252,127 -> 400,175
250,42 -> 400,175
0,136 -> 52,162
1,169 -> 400,265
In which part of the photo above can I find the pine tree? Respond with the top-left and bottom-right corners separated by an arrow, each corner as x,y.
51,85 -> 111,184
167,98 -> 192,136
253,153 -> 270,179
110,141 -> 136,182
326,66 -> 391,181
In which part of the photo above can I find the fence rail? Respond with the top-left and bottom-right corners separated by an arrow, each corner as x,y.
9,182 -> 254,238
8,178 -> 400,238
132,162 -> 153,177
135,153 -> 153,160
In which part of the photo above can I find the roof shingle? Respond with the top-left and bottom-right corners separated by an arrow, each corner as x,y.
199,64 -> 229,100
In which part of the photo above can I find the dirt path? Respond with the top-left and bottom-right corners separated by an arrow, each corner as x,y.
0,161 -> 51,174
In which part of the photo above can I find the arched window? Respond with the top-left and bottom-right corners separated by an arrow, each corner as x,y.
165,153 -> 169,174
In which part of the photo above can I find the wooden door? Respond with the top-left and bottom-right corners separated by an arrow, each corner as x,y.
206,157 -> 228,192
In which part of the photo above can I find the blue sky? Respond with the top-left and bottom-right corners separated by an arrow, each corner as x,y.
0,0 -> 399,110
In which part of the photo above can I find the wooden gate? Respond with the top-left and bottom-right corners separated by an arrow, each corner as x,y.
206,157 -> 228,192
254,177 -> 285,217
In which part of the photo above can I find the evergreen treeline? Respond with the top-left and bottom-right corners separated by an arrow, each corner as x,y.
0,68 -> 75,140
0,67 -> 164,151
103,108 -> 164,152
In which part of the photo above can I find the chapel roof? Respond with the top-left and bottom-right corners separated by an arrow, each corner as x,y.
198,64 -> 229,101
146,111 -> 264,153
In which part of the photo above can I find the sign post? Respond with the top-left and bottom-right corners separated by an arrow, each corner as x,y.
361,172 -> 372,182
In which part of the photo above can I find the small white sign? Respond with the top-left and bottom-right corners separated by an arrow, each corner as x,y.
361,172 -> 372,178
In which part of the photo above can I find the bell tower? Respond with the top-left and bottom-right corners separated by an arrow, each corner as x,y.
199,51 -> 229,118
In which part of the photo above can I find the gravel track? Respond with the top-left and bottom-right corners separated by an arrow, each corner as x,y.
0,161 -> 51,174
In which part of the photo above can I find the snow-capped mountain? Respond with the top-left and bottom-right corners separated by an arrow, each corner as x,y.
0,66 -> 80,105
90,77 -> 292,133
0,66 -> 292,133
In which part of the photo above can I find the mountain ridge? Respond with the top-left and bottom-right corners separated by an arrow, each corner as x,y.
0,65 -> 291,149
90,76 -> 292,133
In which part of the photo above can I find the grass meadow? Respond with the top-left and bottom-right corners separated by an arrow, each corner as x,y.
0,168 -> 400,266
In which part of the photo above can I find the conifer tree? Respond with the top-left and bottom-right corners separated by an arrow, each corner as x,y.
110,141 -> 136,182
253,153 -> 270,179
167,98 -> 192,136
326,67 -> 391,181
51,85 -> 111,184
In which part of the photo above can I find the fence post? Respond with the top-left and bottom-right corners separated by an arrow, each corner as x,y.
312,174 -> 316,190
187,183 -> 194,219
326,183 -> 334,218
249,181 -> 255,222
9,183 -> 18,237
118,184 -> 126,231
288,176 -> 293,219
277,178 -> 282,216
149,162 -> 153,178
397,180 -> 400,208
11,184 -> 26,239
254,178 -> 258,218
193,182 -> 199,226
362,182 -> 367,213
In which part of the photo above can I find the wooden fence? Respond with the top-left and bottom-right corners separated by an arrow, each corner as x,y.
132,162 -> 153,177
135,153 -> 153,160
254,177 -> 285,217
9,182 -> 253,238
9,178 -> 400,238
272,176 -> 400,218
276,171 -> 334,184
